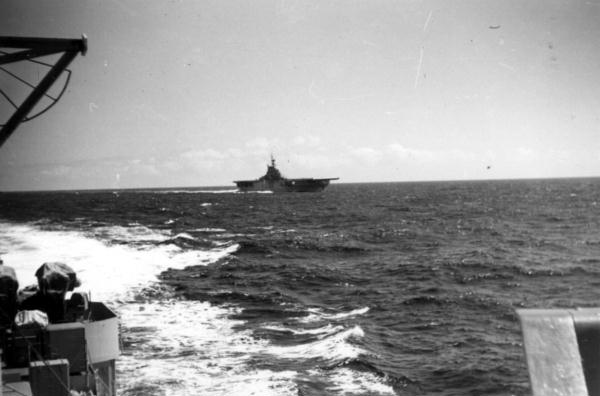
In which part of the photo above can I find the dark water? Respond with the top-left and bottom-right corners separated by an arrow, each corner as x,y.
2,179 -> 600,395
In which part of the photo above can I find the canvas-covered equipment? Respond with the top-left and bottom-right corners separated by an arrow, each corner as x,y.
0,265 -> 19,325
19,262 -> 82,323
35,262 -> 81,295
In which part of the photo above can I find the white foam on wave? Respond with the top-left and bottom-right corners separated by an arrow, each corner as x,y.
300,306 -> 370,323
322,367 -> 396,395
0,221 -> 236,301
266,325 -> 365,361
193,228 -> 227,233
172,232 -> 196,241
150,189 -> 239,194
91,223 -> 170,243
235,190 -> 273,194
262,323 -> 344,336
118,302 -> 369,394
119,300 -> 298,396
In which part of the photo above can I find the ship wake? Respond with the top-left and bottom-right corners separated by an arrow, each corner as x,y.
0,221 -> 394,396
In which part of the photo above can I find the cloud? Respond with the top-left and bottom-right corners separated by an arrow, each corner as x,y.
446,148 -> 477,161
181,148 -> 226,161
245,137 -> 277,151
127,160 -> 160,176
226,148 -> 243,158
387,143 -> 435,162
548,149 -> 572,163
180,148 -> 227,171
40,165 -> 72,177
349,147 -> 382,164
292,135 -> 321,147
287,152 -> 342,172
516,147 -> 536,158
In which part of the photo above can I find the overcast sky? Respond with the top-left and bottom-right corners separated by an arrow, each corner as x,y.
1,0 -> 599,191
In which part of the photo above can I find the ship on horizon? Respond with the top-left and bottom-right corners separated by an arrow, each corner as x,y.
234,156 -> 338,193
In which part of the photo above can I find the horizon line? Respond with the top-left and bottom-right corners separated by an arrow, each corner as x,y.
2,175 -> 600,194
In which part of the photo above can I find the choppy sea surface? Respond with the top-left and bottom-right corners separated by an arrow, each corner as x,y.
2,179 -> 600,395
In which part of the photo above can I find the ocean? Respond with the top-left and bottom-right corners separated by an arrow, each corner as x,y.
2,178 -> 600,396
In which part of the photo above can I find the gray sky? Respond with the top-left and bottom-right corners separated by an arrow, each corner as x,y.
1,0 -> 599,191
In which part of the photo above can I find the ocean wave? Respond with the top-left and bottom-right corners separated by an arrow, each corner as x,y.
143,189 -> 240,194
0,221 -> 237,301
118,296 -> 373,395
237,240 -> 274,254
193,228 -> 227,233
234,190 -> 273,194
265,325 -> 365,362
92,224 -> 171,244
402,296 -> 451,306
159,233 -> 216,249
172,232 -> 195,241
299,307 -> 370,323
322,367 -> 396,395
118,298 -> 299,396
261,323 -> 344,336
235,238 -> 370,256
